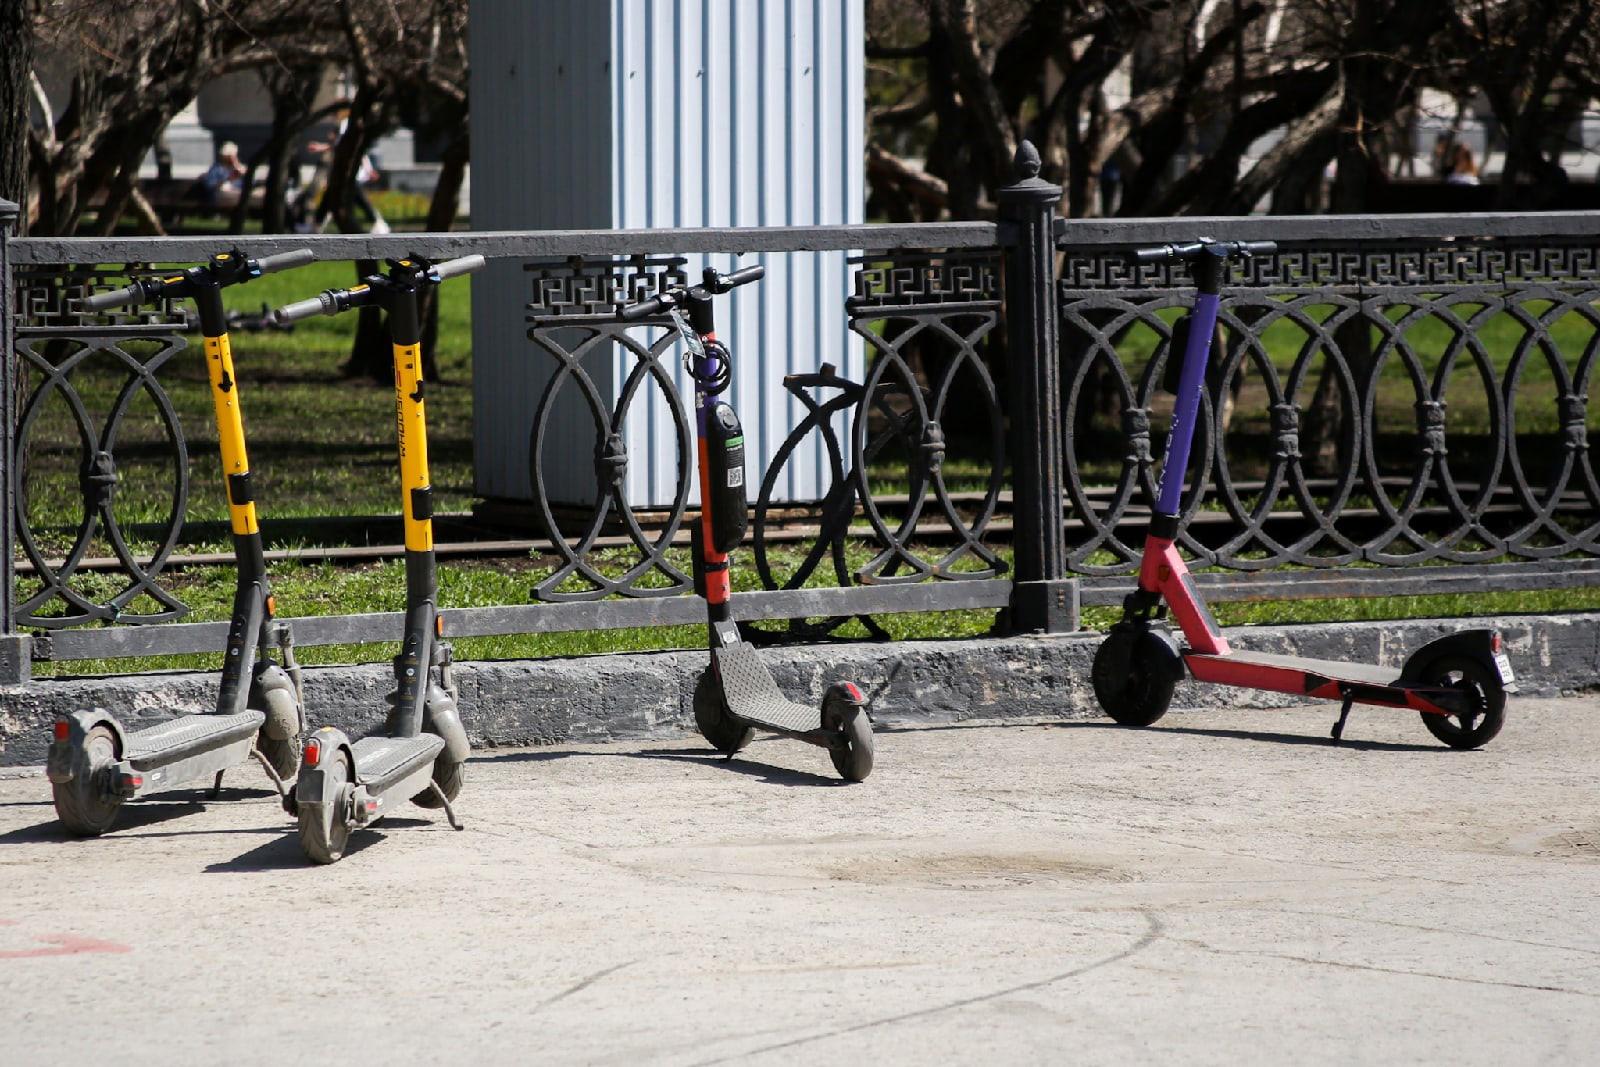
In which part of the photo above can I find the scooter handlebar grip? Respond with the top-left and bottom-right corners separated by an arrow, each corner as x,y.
1240,240 -> 1277,256
619,295 -> 667,321
1132,245 -> 1175,264
255,248 -> 315,274
432,254 -> 486,281
724,265 -> 765,287
272,292 -> 335,324
79,283 -> 145,312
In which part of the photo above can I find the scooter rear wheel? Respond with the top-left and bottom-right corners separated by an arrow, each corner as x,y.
298,755 -> 353,864
694,670 -> 754,754
1417,655 -> 1505,750
1093,627 -> 1180,727
52,725 -> 123,836
829,711 -> 875,782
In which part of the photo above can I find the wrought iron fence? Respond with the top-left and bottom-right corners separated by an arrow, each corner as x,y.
2,149 -> 1598,683
1055,222 -> 1600,599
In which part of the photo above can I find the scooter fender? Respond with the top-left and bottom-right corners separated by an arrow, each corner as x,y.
249,663 -> 302,740
821,681 -> 871,730
46,709 -> 128,785
295,727 -> 356,804
1397,628 -> 1517,692
423,684 -> 470,765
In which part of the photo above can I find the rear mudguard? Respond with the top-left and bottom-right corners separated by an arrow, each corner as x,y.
295,726 -> 356,808
46,709 -> 129,785
1397,629 -> 1516,691
820,681 -> 871,732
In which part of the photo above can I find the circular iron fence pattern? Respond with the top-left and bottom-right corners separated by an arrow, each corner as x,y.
524,256 -> 695,601
11,266 -> 193,629
13,332 -> 191,628
1058,239 -> 1600,575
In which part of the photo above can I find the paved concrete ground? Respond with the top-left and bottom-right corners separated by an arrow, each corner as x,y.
1,696 -> 1597,1065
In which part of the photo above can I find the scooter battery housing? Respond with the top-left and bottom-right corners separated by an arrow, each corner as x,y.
706,401 -> 748,553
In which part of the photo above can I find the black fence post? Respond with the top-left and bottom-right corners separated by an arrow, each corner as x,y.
0,197 -> 24,684
997,142 -> 1076,633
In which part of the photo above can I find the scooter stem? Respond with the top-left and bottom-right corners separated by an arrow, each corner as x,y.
1155,289 -> 1221,519
388,292 -> 438,735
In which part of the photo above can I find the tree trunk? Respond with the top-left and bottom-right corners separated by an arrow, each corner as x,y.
0,0 -> 31,228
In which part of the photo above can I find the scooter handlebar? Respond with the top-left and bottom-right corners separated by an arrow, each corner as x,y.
619,294 -> 668,321
255,248 -> 315,275
720,264 -> 766,289
79,283 -> 146,312
272,291 -> 336,324
1131,239 -> 1278,264
431,254 -> 485,281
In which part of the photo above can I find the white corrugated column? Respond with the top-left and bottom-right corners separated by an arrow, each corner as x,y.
469,0 -> 863,508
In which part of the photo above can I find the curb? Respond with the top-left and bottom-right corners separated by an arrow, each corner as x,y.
2,613 -> 1596,766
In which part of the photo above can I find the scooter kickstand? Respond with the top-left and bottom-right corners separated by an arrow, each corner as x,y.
427,782 -> 465,831
248,745 -> 293,800
210,771 -> 226,799
1331,695 -> 1355,744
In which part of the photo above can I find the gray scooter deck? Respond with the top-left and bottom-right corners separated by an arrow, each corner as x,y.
714,644 -> 823,735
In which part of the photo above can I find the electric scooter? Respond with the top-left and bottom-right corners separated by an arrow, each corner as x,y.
618,265 -> 875,780
1091,238 -> 1515,749
48,249 -> 315,834
272,254 -> 479,861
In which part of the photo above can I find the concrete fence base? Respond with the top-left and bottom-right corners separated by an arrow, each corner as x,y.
2,613 -> 1596,766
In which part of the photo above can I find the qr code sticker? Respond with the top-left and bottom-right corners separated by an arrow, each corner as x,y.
727,466 -> 744,488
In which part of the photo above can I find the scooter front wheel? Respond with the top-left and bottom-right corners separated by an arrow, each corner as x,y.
694,670 -> 754,754
1092,627 -> 1181,727
254,681 -> 302,781
52,725 -> 123,836
1418,655 -> 1506,750
298,756 -> 353,864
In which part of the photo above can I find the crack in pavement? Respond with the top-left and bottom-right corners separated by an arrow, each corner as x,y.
530,958 -> 640,1015
1171,936 -> 1600,998
690,910 -> 1165,1066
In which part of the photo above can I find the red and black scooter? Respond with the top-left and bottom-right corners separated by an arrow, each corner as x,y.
1091,238 -> 1515,748
618,265 -> 875,780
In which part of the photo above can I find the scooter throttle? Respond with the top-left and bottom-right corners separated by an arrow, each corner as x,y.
254,248 -> 316,275
272,291 -> 338,324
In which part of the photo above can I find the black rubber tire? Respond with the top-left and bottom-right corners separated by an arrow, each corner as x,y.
412,750 -> 465,808
829,710 -> 875,782
52,725 -> 123,836
1092,628 -> 1180,728
1418,655 -> 1506,750
298,756 -> 352,864
255,684 -> 302,781
694,669 -> 754,754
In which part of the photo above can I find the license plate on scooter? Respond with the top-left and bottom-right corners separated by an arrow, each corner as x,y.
1493,651 -> 1515,684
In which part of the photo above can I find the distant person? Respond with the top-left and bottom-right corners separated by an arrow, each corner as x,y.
197,141 -> 247,209
1445,143 -> 1480,186
303,115 -> 390,234
1430,133 -> 1455,178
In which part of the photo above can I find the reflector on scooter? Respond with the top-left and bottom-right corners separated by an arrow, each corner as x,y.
303,738 -> 322,767
53,720 -> 69,742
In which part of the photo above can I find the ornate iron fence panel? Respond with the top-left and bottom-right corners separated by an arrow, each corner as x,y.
1058,237 -> 1600,577
522,249 -> 1010,635
11,265 -> 192,628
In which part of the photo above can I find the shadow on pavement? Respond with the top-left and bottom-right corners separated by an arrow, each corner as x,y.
1046,718 -> 1444,752
204,825 -> 393,872
472,745 -> 846,787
